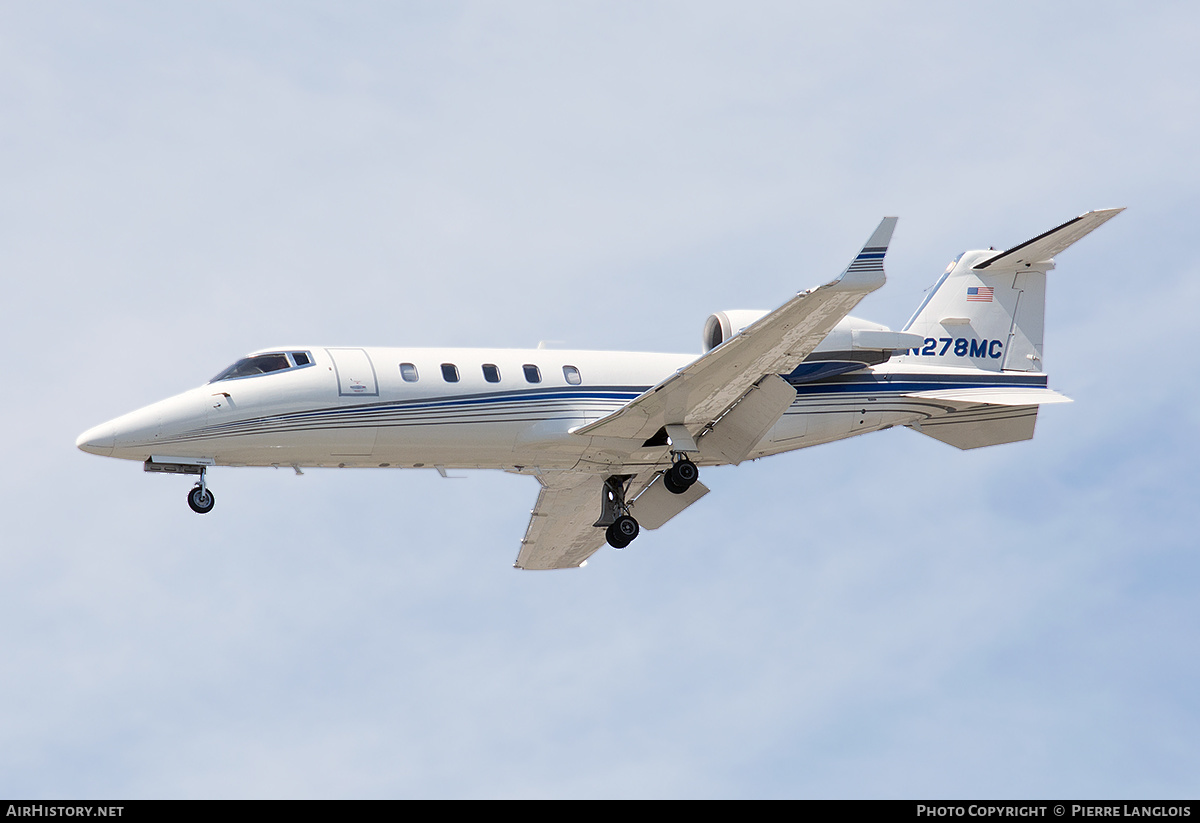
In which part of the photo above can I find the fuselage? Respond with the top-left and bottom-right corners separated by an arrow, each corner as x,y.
76,344 -> 1050,474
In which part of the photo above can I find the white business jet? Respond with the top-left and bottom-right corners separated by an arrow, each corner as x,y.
77,209 -> 1122,569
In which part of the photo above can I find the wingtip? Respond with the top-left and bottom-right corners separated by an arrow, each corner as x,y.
866,216 -> 899,250
833,216 -> 897,290
1085,206 -> 1126,223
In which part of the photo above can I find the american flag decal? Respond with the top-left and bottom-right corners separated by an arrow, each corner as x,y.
967,286 -> 994,302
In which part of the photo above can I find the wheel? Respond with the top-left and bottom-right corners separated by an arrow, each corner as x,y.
613,514 -> 639,546
606,522 -> 628,549
673,458 -> 698,484
662,470 -> 687,495
187,485 -> 215,514
666,458 -> 698,492
605,515 -> 640,549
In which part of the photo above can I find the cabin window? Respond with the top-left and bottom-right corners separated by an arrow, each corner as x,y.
563,365 -> 581,385
400,363 -> 419,382
441,363 -> 460,383
482,364 -> 501,383
523,364 -> 542,384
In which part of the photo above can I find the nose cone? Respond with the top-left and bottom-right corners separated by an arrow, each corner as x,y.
76,422 -> 116,456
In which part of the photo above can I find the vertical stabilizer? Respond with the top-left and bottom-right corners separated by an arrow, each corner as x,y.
894,250 -> 1048,372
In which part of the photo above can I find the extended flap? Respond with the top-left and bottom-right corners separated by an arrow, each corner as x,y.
698,374 -> 797,465
629,476 -> 710,530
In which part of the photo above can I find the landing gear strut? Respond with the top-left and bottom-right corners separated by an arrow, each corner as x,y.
595,475 -> 640,549
663,453 -> 699,495
187,467 -> 215,514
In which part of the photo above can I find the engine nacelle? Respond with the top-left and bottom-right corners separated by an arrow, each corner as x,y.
702,310 -> 769,352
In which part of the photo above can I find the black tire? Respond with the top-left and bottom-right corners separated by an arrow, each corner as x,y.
662,470 -> 687,495
668,458 -> 699,490
613,514 -> 638,541
606,522 -> 629,549
605,515 -> 640,549
188,485 -> 215,514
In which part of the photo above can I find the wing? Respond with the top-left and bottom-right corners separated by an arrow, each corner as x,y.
513,473 -> 609,570
517,217 -> 900,570
513,471 -> 709,570
573,217 -> 899,444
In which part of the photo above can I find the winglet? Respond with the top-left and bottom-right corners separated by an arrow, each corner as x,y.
836,216 -> 898,291
865,215 -> 899,251
973,208 -> 1124,270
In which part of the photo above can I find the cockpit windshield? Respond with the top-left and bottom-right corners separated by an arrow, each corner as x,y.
210,351 -> 312,383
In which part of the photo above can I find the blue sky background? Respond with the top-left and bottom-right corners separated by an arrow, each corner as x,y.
2,1 -> 1197,798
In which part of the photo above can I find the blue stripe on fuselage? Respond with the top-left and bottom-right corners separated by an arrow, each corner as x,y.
787,371 -> 1048,396
190,372 -> 1045,438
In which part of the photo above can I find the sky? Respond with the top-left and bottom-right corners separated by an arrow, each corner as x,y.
2,0 -> 1198,799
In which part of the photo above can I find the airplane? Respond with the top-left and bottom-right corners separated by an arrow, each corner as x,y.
77,208 -> 1122,569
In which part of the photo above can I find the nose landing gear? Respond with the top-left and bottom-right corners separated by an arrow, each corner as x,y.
187,467 -> 215,514
143,458 -> 218,515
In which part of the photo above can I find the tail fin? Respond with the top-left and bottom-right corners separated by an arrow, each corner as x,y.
894,208 -> 1123,373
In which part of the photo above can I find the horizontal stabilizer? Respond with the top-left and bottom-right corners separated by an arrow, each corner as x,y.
974,208 -> 1124,270
909,405 -> 1039,450
909,387 -> 1072,406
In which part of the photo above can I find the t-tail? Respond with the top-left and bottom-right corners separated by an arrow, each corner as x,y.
894,208 -> 1124,373
893,208 -> 1123,450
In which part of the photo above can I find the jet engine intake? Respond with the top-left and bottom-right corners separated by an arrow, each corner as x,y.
702,310 -> 769,352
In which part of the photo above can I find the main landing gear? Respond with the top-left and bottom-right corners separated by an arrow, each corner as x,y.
662,453 -> 699,495
596,475 -> 640,549
595,455 -> 701,551
187,467 -> 215,514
